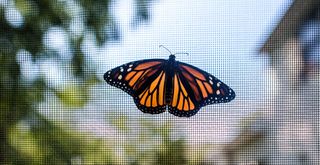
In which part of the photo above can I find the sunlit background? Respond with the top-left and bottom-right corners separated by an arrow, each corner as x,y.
1,0 -> 319,164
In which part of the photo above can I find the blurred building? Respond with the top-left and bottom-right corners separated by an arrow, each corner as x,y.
216,0 -> 320,164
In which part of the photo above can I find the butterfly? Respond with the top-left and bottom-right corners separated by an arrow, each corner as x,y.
104,47 -> 235,117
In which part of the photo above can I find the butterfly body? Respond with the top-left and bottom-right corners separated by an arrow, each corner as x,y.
164,55 -> 177,103
104,54 -> 235,117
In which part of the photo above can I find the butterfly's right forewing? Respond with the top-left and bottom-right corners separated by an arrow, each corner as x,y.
168,61 -> 236,117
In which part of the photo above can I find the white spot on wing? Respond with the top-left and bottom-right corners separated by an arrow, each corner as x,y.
216,90 -> 220,95
118,75 -> 122,80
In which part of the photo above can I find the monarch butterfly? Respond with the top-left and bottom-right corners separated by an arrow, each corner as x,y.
104,46 -> 235,117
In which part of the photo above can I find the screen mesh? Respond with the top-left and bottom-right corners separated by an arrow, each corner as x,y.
1,0 -> 319,164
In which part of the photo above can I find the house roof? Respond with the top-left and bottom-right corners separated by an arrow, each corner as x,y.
260,0 -> 320,54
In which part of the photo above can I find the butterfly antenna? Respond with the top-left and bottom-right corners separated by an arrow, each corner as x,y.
159,45 -> 173,55
159,45 -> 189,56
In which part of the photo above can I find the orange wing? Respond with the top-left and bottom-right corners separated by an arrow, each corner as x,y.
134,71 -> 167,114
104,59 -> 167,114
168,73 -> 199,117
168,62 -> 236,117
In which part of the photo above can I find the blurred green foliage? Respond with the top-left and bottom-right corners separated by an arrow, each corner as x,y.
0,0 -> 190,164
8,113 -> 117,165
110,117 -> 187,165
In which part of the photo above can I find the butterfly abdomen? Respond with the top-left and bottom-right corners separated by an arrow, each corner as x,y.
164,56 -> 177,104
165,73 -> 173,104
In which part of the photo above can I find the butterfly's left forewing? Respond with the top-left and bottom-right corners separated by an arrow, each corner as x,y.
104,59 -> 167,114
168,62 -> 235,117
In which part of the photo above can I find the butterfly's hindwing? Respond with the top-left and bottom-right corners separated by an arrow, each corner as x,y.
133,70 -> 167,114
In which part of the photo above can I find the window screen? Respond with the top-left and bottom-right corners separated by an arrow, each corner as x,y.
1,0 -> 319,164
